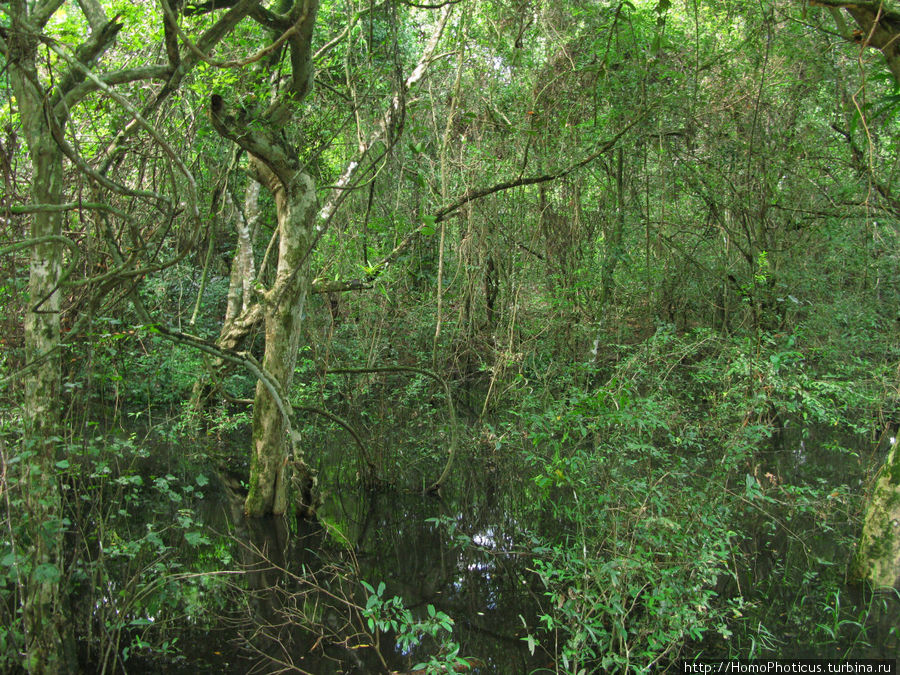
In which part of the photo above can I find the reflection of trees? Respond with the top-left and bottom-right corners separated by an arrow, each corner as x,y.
230,518 -> 378,673
216,448 -> 550,672
333,471 -> 547,671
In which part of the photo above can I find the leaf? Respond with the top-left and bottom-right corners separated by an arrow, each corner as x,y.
32,563 -> 61,584
421,214 -> 436,236
196,474 -> 209,487
184,531 -> 208,547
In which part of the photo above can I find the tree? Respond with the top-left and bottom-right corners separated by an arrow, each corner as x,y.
2,3 -> 126,669
196,0 -> 454,516
0,0 -> 257,668
807,0 -> 900,589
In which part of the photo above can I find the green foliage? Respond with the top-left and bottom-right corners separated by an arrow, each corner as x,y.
0,428 -> 235,670
517,365 -> 734,669
500,324 -> 888,669
3,0 -> 900,670
360,579 -> 470,674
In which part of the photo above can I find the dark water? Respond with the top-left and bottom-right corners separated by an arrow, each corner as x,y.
120,420 -> 900,673
166,442 -> 551,674
697,423 -> 900,660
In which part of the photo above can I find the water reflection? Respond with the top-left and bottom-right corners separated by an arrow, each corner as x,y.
703,423 -> 900,660
310,453 -> 547,673
192,446 -> 548,674
128,419 -> 900,672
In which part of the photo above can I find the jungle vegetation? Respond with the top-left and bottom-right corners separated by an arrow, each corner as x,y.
2,0 -> 900,672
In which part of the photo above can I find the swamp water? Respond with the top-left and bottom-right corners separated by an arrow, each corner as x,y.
112,422 -> 900,673
122,433 -> 551,674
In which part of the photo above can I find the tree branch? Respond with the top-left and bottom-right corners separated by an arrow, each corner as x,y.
326,365 -> 457,492
50,14 -> 124,113
372,115 -> 644,280
44,38 -> 200,219
811,0 -> 900,80
75,0 -> 107,33
209,93 -> 300,190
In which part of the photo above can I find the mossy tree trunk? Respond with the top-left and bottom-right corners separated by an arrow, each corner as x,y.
16,109 -> 70,675
205,1 -> 452,516
208,0 -> 321,517
5,3 -> 121,669
243,162 -> 318,516
850,438 -> 900,587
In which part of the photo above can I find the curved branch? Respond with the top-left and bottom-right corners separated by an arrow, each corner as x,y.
8,201 -> 128,216
295,405 -> 373,472
160,0 -> 311,70
370,114 -> 645,282
50,13 -> 124,113
97,0 -> 259,174
811,0 -> 900,80
43,38 -> 200,220
325,365 -> 458,493
60,66 -> 171,112
209,93 -> 299,190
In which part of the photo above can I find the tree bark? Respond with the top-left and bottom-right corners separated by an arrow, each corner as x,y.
812,0 -> 900,82
8,12 -> 70,674
850,438 -> 900,588
207,0 -> 321,516
243,161 -> 319,516
20,133 -> 71,675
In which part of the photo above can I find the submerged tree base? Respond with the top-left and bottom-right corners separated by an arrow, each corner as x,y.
850,438 -> 900,588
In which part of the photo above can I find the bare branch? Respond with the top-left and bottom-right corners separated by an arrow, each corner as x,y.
31,0 -> 66,28
50,13 -> 124,111
44,38 -> 200,219
313,1 -> 389,62
61,66 -> 171,110
316,4 -> 453,224
373,115 -> 645,278
159,0 -> 313,71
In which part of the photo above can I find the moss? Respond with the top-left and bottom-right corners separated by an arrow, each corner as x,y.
854,496 -> 900,586
867,528 -> 894,560
888,460 -> 900,486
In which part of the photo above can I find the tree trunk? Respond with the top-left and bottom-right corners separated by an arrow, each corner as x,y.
10,40 -> 72,675
243,161 -> 319,517
21,141 -> 71,675
600,147 -> 626,307
850,437 -> 900,588
206,0 -> 454,516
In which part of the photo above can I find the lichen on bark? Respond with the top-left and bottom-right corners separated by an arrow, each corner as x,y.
850,438 -> 900,588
